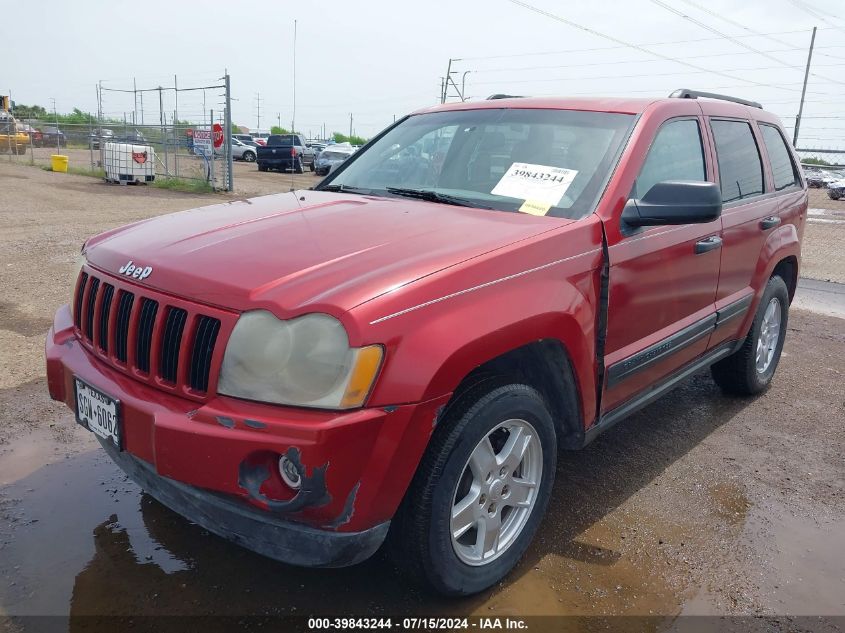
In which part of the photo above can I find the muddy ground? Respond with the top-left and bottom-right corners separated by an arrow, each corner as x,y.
0,162 -> 843,630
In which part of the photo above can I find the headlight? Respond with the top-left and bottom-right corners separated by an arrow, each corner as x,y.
218,311 -> 383,409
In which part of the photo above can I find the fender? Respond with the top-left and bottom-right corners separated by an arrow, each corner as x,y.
731,222 -> 801,342
364,263 -> 601,428
752,222 -> 800,299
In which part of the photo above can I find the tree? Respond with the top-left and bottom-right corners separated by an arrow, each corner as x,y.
11,103 -> 48,119
232,123 -> 240,134
332,132 -> 368,145
802,157 -> 831,166
271,125 -> 291,135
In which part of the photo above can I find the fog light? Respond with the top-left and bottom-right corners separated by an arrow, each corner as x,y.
278,455 -> 302,490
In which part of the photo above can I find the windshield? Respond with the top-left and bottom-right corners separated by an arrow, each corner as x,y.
319,108 -> 635,218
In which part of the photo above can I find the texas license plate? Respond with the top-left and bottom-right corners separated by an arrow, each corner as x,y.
74,377 -> 122,449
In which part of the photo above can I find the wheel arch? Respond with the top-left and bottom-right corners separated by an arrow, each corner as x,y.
438,338 -> 585,450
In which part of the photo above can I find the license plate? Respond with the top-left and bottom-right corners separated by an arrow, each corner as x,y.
74,377 -> 122,449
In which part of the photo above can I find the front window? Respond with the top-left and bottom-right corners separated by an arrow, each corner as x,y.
318,108 -> 635,219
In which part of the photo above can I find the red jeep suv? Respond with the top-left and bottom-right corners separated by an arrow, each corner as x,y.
46,89 -> 806,595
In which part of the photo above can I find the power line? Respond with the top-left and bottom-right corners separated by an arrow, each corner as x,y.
789,0 -> 845,33
471,50 -> 845,75
457,26 -> 837,62
678,0 -> 845,61
469,64 -> 843,93
650,0 -> 845,87
505,0 -> 829,92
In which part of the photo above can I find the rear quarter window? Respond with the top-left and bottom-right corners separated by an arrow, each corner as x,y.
759,124 -> 800,191
710,119 -> 764,203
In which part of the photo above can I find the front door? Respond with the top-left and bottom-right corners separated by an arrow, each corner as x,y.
603,116 -> 722,412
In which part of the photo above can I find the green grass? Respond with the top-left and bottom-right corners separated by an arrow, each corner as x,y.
41,164 -> 106,178
151,177 -> 214,194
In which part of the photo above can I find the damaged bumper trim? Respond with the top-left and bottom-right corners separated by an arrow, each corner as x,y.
99,438 -> 390,568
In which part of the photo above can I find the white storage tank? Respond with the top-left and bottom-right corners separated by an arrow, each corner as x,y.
103,142 -> 156,184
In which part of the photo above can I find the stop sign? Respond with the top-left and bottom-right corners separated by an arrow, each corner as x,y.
212,123 -> 224,148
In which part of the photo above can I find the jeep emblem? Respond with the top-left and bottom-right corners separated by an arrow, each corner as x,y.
118,260 -> 153,280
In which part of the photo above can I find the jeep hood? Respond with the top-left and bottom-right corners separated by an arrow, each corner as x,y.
85,190 -> 568,316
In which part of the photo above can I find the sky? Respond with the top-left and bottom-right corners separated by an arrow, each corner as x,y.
3,0 -> 844,148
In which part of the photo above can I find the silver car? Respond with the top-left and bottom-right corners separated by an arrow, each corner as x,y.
314,144 -> 356,176
231,138 -> 257,162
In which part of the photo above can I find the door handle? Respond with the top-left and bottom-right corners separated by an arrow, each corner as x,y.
694,235 -> 723,254
760,216 -> 781,230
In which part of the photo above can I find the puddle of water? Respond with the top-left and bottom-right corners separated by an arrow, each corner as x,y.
0,443 -> 693,620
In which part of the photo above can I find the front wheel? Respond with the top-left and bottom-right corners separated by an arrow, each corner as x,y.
830,190 -> 842,200
711,275 -> 789,395
243,151 -> 256,162
390,382 -> 556,596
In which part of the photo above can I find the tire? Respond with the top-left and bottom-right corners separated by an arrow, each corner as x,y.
390,382 -> 557,596
309,162 -> 315,172
711,275 -> 789,396
295,160 -> 304,175
243,151 -> 256,162
830,190 -> 841,201
257,164 -> 267,172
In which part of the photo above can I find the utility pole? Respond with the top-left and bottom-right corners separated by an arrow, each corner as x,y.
349,113 -> 353,139
291,19 -> 297,134
441,59 -> 453,103
255,92 -> 263,133
225,73 -> 233,192
793,26 -> 817,148
51,98 -> 59,153
133,77 -> 137,125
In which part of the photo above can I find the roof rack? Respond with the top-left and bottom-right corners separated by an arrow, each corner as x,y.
669,89 -> 762,109
486,94 -> 524,100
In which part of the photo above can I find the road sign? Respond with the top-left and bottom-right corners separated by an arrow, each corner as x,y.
213,123 -> 224,149
193,127 -> 212,157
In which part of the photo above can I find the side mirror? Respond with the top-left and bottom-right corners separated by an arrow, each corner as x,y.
622,180 -> 722,227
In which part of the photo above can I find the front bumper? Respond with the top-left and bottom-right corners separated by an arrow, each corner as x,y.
98,435 -> 388,567
46,305 -> 450,566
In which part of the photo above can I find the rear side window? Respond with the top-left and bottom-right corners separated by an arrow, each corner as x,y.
636,118 -> 706,197
711,120 -> 764,203
760,124 -> 799,191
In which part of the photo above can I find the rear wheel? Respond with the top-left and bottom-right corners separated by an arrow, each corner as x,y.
390,382 -> 556,596
830,190 -> 842,200
711,275 -> 789,395
243,151 -> 256,162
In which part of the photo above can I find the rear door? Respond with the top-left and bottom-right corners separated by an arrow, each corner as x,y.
704,116 -> 800,348
603,114 -> 722,412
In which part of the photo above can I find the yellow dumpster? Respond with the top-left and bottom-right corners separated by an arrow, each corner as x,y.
51,155 -> 69,173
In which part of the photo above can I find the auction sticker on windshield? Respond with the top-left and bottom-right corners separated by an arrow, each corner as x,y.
491,163 -> 578,208
74,377 -> 121,448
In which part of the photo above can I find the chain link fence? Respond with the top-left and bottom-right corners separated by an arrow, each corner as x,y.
1,76 -> 233,190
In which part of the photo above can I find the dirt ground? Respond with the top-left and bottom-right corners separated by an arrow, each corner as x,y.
0,162 -> 843,629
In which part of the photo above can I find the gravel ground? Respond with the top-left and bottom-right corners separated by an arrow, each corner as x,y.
0,161 -> 843,627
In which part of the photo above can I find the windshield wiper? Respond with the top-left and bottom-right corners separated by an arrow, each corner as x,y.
385,187 -> 493,209
319,184 -> 371,195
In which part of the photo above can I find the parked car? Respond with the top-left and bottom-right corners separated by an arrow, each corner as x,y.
233,134 -> 258,147
89,129 -> 115,149
828,178 -> 845,200
47,90 -> 805,597
16,122 -> 41,146
256,133 -> 313,172
39,126 -> 67,148
231,138 -> 257,162
803,167 -> 840,189
314,144 -> 355,176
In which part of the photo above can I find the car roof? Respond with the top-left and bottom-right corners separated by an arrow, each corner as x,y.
413,95 -> 781,122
